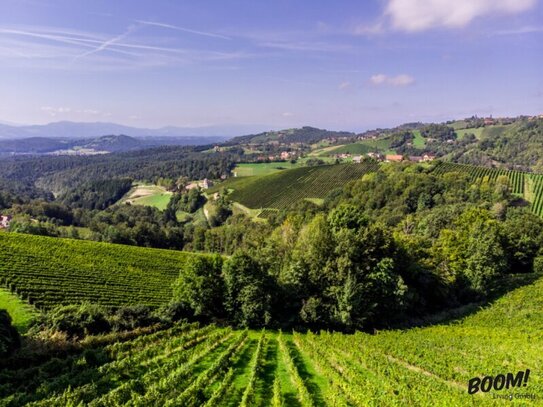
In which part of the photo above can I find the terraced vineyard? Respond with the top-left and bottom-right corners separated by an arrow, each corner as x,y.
2,274 -> 542,406
431,162 -> 543,217
526,174 -> 543,217
228,162 -> 379,210
0,232 -> 202,309
431,162 -> 527,194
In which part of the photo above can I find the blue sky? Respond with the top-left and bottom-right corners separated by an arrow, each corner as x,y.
0,0 -> 542,131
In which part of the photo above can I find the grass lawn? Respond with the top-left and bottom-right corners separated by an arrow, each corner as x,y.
0,288 -> 37,333
321,137 -> 394,156
309,144 -> 345,156
456,127 -> 484,140
305,198 -> 324,206
412,130 -> 426,148
119,184 -> 172,210
482,125 -> 508,139
233,162 -> 300,177
134,193 -> 172,210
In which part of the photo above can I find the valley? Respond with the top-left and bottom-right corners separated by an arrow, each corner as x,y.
1,115 -> 543,406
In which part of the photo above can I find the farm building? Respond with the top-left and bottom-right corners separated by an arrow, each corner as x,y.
367,152 -> 384,161
422,154 -> 436,161
385,154 -> 403,162
185,182 -> 199,190
0,215 -> 12,229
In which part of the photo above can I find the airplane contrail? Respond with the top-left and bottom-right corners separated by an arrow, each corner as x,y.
135,20 -> 231,40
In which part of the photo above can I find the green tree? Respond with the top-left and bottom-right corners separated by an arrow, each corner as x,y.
222,252 -> 273,327
434,208 -> 507,296
172,255 -> 224,319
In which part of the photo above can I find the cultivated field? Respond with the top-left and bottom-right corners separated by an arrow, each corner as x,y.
228,162 -> 379,210
0,232 -> 203,309
216,161 -> 543,218
1,274 -> 540,406
431,161 -> 543,217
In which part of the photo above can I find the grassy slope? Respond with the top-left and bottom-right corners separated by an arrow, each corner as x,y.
0,288 -> 37,332
133,193 -> 172,210
233,162 -> 301,177
455,124 -> 512,141
456,127 -> 484,140
118,184 -> 172,210
412,130 -> 426,148
320,138 -> 395,156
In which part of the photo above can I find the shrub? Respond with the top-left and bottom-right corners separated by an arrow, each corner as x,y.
109,305 -> 160,331
42,303 -> 111,339
534,256 -> 543,274
0,309 -> 21,357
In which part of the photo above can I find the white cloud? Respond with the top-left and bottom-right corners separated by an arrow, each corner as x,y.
282,112 -> 294,117
40,106 -> 71,116
80,109 -> 100,115
385,0 -> 537,32
370,74 -> 388,85
40,106 -> 104,117
338,81 -> 353,90
370,74 -> 415,87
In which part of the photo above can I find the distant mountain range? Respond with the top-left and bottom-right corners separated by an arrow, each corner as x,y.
0,121 -> 268,140
0,134 -> 232,155
0,121 -> 278,155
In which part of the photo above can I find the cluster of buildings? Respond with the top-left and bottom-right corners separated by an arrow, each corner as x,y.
0,215 -> 12,229
335,152 -> 436,163
185,178 -> 214,191
253,150 -> 299,162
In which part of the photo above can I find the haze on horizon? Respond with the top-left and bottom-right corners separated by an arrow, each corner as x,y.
0,0 -> 542,132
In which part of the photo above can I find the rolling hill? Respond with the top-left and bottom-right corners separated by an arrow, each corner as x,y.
0,260 -> 540,405
0,232 -> 204,309
225,126 -> 356,145
215,160 -> 543,219
211,162 -> 379,212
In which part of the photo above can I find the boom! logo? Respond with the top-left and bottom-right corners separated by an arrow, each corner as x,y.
468,369 -> 530,394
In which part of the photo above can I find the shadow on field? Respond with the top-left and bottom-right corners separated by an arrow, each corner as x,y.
258,337 -> 278,406
224,338 -> 256,407
0,345 -> 113,405
392,272 -> 542,330
286,338 -> 326,407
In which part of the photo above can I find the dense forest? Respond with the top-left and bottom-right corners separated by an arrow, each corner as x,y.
0,146 -> 242,195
